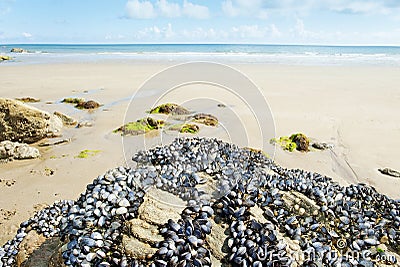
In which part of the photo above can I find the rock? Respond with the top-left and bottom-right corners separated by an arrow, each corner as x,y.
75,100 -> 100,110
312,142 -> 332,150
16,230 -> 46,266
10,48 -> 27,53
0,141 -> 40,160
0,98 -> 62,143
114,117 -> 164,136
20,235 -> 64,267
122,235 -> 157,260
192,113 -> 218,126
138,188 -> 186,226
38,138 -> 70,147
1,55 -> 12,61
205,220 -> 229,261
53,111 -> 77,126
123,219 -> 163,245
290,133 -> 310,152
15,97 -> 40,103
149,103 -> 190,115
379,168 -> 400,178
76,121 -> 93,128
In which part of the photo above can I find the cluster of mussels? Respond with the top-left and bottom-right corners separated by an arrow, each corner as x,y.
1,137 -> 400,267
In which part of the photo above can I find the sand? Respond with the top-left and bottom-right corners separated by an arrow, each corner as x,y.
0,62 -> 399,244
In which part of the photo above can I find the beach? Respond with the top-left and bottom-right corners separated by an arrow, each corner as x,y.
0,60 -> 400,246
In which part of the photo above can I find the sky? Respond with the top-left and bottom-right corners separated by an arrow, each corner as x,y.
0,0 -> 400,45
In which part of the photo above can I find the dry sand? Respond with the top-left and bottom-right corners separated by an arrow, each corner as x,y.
0,62 -> 399,244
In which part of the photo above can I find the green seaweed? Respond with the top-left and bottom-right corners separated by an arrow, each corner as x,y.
270,133 -> 310,152
113,118 -> 165,136
180,124 -> 199,134
149,103 -> 190,115
270,136 -> 297,152
75,149 -> 101,159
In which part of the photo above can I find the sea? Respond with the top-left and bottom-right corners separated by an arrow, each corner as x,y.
1,44 -> 400,66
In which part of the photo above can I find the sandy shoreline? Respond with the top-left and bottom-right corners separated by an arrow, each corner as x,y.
1,62 -> 399,244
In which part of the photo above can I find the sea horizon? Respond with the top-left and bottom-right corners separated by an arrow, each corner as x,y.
2,43 -> 400,66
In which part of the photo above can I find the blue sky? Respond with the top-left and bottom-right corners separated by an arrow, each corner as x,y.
0,0 -> 400,44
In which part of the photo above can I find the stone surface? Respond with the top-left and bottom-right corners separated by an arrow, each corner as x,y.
54,111 -> 77,126
16,231 -> 46,266
0,98 -> 62,143
0,140 -> 40,160
138,188 -> 186,226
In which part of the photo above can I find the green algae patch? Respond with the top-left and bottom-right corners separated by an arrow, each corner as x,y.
75,149 -> 101,159
270,133 -> 310,152
180,124 -> 199,134
149,103 -> 190,115
114,117 -> 165,136
270,136 -> 297,152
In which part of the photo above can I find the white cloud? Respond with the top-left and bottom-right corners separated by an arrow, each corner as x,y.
231,25 -> 268,39
221,0 -> 268,19
182,0 -> 210,19
126,0 -> 156,19
270,24 -> 282,38
125,0 -> 209,19
135,23 -> 176,40
157,0 -> 181,18
293,19 -> 317,39
22,32 -> 32,38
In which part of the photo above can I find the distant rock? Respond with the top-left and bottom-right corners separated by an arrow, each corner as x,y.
10,48 -> 27,53
54,111 -> 77,126
0,98 -> 62,143
0,55 -> 12,61
379,168 -> 400,178
0,140 -> 40,160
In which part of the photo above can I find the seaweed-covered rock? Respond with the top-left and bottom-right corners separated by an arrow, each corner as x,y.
76,100 -> 100,110
114,117 -> 164,136
0,98 -> 62,143
0,140 -> 40,160
149,103 -> 190,115
290,133 -> 309,152
180,124 -> 199,134
192,113 -> 218,126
